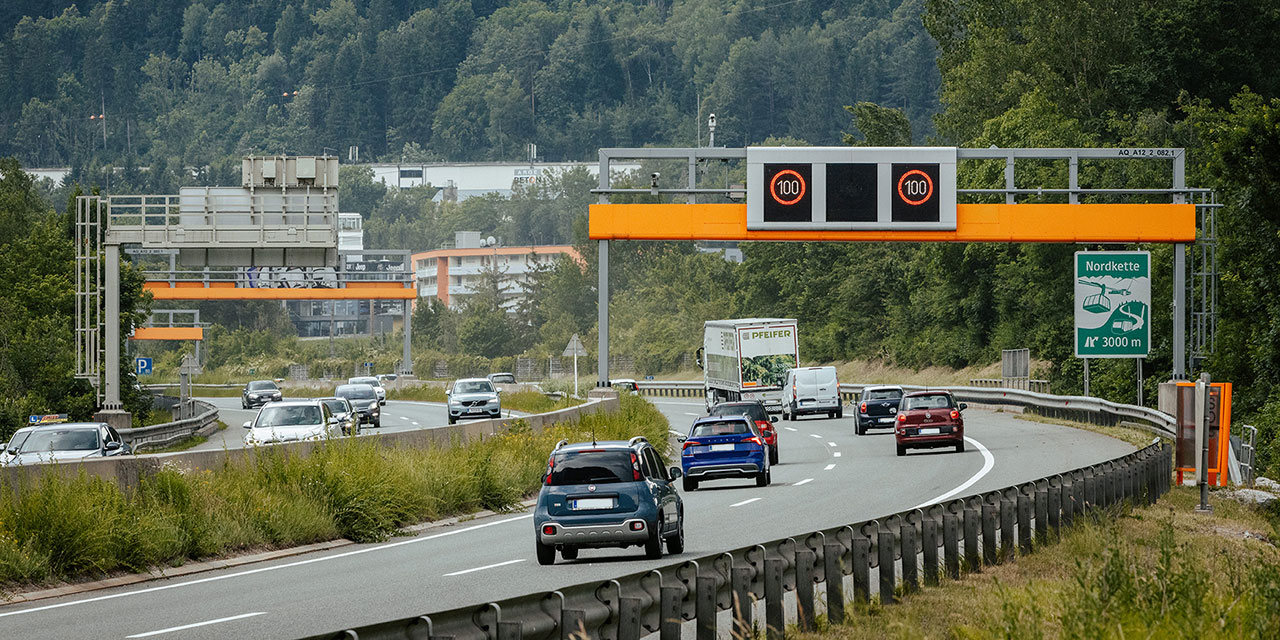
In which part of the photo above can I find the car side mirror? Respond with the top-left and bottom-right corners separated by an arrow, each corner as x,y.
104,441 -> 122,451
668,466 -> 682,480
770,416 -> 779,423
496,389 -> 502,394
243,421 -> 253,429
445,389 -> 451,395
676,435 -> 687,443
959,402 -> 968,411
328,417 -> 341,425
7,448 -> 17,456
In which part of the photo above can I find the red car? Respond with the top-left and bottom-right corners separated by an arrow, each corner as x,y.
708,401 -> 779,465
895,391 -> 967,456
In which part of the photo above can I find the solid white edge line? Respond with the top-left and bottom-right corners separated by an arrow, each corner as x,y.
443,558 -> 525,577
910,436 -> 996,510
729,497 -> 762,508
0,514 -> 533,620
824,464 -> 835,471
793,478 -> 814,486
125,611 -> 268,638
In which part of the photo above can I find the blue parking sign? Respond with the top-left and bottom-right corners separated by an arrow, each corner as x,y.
136,357 -> 153,375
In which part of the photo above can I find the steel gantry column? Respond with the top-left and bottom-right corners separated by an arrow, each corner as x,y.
597,148 -> 611,388
1173,151 -> 1187,379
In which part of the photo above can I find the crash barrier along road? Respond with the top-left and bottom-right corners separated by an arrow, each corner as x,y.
302,384 -> 1173,640
0,394 -> 618,495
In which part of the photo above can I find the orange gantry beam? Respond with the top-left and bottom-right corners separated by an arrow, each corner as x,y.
588,203 -> 1196,243
145,282 -> 417,300
131,327 -> 204,341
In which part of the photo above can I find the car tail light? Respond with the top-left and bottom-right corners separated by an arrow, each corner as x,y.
860,402 -> 867,413
544,458 -> 554,484
897,413 -> 907,423
629,521 -> 645,531
543,525 -> 556,535
950,409 -> 960,420
682,440 -> 695,450
631,452 -> 642,480
745,435 -> 763,446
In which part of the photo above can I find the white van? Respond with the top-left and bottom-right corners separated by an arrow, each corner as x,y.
781,366 -> 843,420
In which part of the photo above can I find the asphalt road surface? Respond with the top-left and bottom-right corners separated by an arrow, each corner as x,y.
0,398 -> 1134,639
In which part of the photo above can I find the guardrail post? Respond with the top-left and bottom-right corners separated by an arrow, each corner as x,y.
998,498 -> 1015,560
1017,493 -> 1032,554
923,517 -> 939,587
731,566 -> 753,639
824,542 -> 845,625
1048,481 -> 1061,535
1035,487 -> 1049,541
852,536 -> 871,603
900,522 -> 918,593
498,621 -> 522,640
561,609 -> 586,640
764,558 -> 784,640
982,503 -> 998,566
660,586 -> 682,640
618,597 -> 642,640
877,531 -> 896,605
944,512 -> 961,579
696,575 -> 716,640
1083,471 -> 1095,514
963,507 -> 980,572
1064,476 -> 1077,527
797,549 -> 817,630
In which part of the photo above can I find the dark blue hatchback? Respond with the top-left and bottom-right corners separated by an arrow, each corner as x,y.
679,416 -> 771,491
533,437 -> 684,565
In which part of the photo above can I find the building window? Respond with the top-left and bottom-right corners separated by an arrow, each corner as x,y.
399,169 -> 423,179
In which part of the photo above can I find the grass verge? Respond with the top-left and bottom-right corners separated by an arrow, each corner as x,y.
793,486 -> 1280,640
0,395 -> 666,592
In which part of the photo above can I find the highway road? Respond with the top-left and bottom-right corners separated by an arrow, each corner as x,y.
0,397 -> 1135,639
191,396 -> 497,451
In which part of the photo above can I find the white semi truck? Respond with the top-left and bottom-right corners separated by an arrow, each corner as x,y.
697,318 -> 799,412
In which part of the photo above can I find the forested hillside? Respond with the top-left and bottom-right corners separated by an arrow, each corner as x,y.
0,0 -> 938,173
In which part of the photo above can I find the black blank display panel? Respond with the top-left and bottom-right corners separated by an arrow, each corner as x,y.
825,163 -> 878,222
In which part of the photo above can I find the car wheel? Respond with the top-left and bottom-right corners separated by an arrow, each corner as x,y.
769,446 -> 779,466
836,408 -> 844,419
955,440 -> 965,453
666,522 -> 685,555
682,478 -> 698,492
756,469 -> 769,487
373,418 -> 382,429
644,528 -> 663,559
855,418 -> 864,435
535,540 -> 556,565
561,546 -> 579,560
448,416 -> 456,425
896,444 -> 906,457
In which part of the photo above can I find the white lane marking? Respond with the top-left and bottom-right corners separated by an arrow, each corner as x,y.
730,498 -> 762,508
0,514 -> 533,620
125,612 -> 268,638
793,478 -> 814,486
827,441 -> 837,447
824,464 -> 836,471
399,416 -> 410,420
443,559 -> 524,577
412,421 -> 420,426
668,429 -> 684,436
910,436 -> 996,510
833,452 -> 841,457
809,434 -> 822,439
683,412 -> 702,417
649,400 -> 705,406
784,427 -> 798,432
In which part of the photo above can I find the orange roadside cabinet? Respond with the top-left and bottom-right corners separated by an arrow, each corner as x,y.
1173,381 -> 1232,487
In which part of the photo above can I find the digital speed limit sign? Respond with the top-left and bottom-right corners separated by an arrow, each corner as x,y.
747,147 -> 956,230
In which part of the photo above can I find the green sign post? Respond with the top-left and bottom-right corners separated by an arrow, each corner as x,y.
1075,251 -> 1150,358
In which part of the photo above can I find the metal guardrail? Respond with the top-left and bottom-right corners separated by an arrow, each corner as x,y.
968,378 -> 1051,393
302,384 -> 1174,640
118,398 -> 219,451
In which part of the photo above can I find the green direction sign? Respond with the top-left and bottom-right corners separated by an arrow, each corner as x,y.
1075,251 -> 1150,358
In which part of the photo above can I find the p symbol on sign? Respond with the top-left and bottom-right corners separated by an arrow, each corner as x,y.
135,357 -> 153,376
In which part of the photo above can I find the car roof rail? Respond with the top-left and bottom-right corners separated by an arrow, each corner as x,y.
553,438 -> 569,451
628,436 -> 648,447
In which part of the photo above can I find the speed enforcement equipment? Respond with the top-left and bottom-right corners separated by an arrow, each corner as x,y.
748,147 -> 956,230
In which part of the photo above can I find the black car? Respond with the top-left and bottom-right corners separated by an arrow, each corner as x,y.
708,400 -> 780,465
856,385 -> 905,435
335,383 -> 381,428
242,380 -> 282,409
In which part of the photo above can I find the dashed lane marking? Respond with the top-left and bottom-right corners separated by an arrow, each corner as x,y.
793,478 -> 814,486
833,452 -> 841,457
784,427 -> 798,432
824,464 -> 836,471
809,434 -> 822,439
730,498 -> 762,507
443,559 -> 525,577
125,612 -> 268,638
827,441 -> 837,447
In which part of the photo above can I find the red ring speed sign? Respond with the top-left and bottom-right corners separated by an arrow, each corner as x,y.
896,169 -> 934,206
769,169 -> 806,205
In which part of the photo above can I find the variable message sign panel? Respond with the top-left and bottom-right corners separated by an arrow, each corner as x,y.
747,147 -> 957,231
1075,251 -> 1150,358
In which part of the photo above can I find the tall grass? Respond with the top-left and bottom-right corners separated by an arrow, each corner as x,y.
0,395 -> 666,589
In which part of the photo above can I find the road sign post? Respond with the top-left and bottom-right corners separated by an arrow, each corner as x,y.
563,333 -> 589,398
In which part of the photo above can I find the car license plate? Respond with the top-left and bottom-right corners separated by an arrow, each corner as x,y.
570,498 -> 614,510
711,444 -> 735,452
879,417 -> 894,423
918,427 -> 941,435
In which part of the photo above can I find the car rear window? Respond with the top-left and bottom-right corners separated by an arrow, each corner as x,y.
903,394 -> 954,410
322,399 -> 348,413
710,403 -> 767,422
548,451 -> 633,485
865,389 -> 903,401
490,374 -> 516,383
691,420 -> 752,437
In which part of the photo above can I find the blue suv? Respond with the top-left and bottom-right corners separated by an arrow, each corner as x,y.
680,415 -> 771,491
533,437 -> 684,565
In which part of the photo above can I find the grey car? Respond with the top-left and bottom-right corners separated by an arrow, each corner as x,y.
447,378 -> 501,424
5,423 -> 130,466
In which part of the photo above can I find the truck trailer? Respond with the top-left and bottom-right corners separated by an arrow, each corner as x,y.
697,318 -> 799,412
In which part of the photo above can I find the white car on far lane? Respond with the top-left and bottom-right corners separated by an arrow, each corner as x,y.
244,400 -> 342,446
